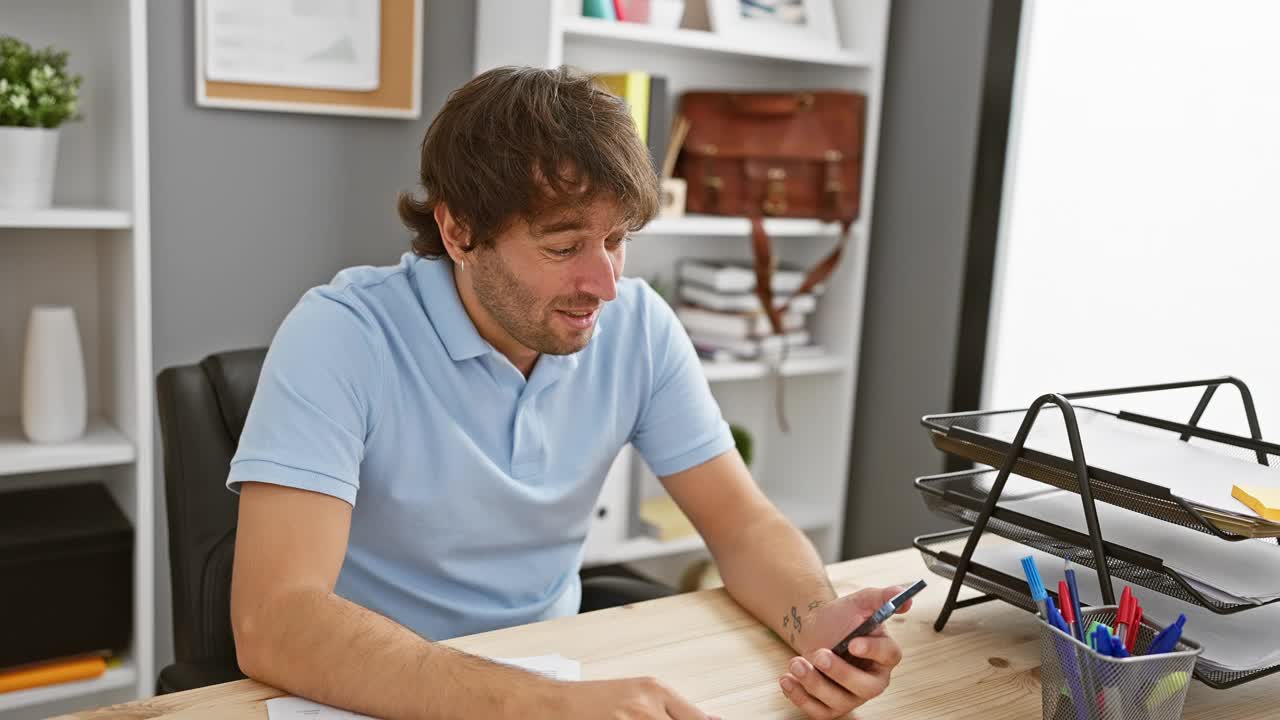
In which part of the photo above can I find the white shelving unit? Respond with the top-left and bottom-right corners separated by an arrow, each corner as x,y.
0,1 -> 154,716
700,354 -> 849,383
0,208 -> 134,230
0,418 -> 136,477
0,663 -> 137,715
558,15 -> 873,67
637,213 -> 844,238
585,496 -> 836,566
476,0 -> 890,574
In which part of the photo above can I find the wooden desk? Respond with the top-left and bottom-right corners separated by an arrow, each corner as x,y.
58,544 -> 1278,719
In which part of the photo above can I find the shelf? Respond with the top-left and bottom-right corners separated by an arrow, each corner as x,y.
915,470 -> 1280,615
0,208 -> 133,230
0,660 -> 136,713
0,417 -> 136,477
589,498 -> 835,566
923,404 -> 1280,539
701,354 -> 849,382
560,16 -> 872,68
639,214 -> 843,238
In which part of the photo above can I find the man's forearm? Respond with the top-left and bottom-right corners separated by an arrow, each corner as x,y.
709,510 -> 836,654
235,587 -> 562,719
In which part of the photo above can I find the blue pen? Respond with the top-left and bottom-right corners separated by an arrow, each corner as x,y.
1046,597 -> 1071,636
1147,615 -> 1187,655
1095,626 -> 1116,657
1064,560 -> 1086,643
1046,594 -> 1089,720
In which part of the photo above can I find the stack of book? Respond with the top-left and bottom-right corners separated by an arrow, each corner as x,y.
675,259 -> 824,361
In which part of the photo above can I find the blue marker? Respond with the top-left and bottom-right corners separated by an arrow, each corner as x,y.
1147,615 -> 1187,655
1021,556 -> 1050,620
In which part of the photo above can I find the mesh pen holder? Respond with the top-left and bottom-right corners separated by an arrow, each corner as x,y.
1040,606 -> 1201,720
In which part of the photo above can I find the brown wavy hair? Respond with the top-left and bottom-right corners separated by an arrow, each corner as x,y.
398,65 -> 660,259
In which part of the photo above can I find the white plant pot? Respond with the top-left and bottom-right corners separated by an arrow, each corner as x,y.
0,126 -> 61,208
21,305 -> 88,444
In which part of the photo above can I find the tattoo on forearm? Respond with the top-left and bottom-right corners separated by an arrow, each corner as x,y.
782,606 -> 804,645
808,600 -> 822,611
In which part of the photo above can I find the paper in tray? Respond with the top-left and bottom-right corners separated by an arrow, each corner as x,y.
915,470 -> 1280,613
924,405 -> 1280,537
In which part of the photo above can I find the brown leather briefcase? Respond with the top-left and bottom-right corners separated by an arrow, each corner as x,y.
674,90 -> 866,334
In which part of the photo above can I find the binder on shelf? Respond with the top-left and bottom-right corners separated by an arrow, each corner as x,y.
595,71 -> 651,142
646,74 -> 670,172
913,376 -> 1280,691
583,446 -> 635,563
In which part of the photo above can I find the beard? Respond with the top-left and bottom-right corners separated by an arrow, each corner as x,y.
468,249 -> 599,356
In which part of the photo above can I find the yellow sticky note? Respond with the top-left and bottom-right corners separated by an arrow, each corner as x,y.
1232,484 -> 1280,521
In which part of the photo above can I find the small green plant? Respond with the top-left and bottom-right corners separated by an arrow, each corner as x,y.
648,274 -> 675,306
0,35 -> 82,128
730,423 -> 754,468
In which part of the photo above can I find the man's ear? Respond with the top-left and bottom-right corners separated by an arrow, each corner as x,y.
434,203 -> 472,265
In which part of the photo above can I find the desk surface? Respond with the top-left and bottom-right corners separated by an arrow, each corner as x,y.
57,543 -> 1279,719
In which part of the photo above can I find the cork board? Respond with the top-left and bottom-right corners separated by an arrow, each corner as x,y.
195,0 -> 422,119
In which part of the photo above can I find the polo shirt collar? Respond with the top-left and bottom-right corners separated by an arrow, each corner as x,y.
414,255 -> 492,362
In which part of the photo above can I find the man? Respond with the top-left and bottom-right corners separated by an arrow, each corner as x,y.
229,66 -> 910,720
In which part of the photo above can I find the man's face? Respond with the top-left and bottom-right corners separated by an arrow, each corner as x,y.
467,197 -> 629,356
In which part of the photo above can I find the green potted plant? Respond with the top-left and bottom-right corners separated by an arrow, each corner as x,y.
0,35 -> 82,208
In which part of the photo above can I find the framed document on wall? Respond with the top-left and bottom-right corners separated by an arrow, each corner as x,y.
195,0 -> 422,119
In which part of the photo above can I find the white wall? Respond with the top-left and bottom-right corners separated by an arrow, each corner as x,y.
985,0 -> 1280,434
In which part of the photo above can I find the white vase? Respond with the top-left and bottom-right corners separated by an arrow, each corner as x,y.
21,305 -> 88,444
0,126 -> 61,208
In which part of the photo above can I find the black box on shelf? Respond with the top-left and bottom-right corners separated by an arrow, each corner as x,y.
0,482 -> 133,669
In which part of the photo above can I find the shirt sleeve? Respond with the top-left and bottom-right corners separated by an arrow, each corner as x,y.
226,288 -> 384,506
630,283 -> 736,477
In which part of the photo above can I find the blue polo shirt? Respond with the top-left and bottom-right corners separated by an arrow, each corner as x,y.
227,252 -> 733,640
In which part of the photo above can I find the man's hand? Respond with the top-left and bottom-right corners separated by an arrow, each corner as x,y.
562,678 -> 721,720
777,587 -> 911,719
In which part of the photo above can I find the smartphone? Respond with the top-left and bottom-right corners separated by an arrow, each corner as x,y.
830,579 -> 927,663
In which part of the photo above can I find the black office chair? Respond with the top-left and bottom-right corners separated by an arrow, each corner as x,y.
155,348 -> 265,693
155,347 -> 674,693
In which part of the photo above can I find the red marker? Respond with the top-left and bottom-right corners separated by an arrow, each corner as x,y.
1058,580 -> 1078,640
1115,587 -> 1133,643
1126,605 -> 1142,653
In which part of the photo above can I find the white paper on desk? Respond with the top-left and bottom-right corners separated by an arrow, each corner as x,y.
975,541 -> 1280,673
264,655 -> 581,720
1001,490 -> 1280,603
976,406 -> 1280,520
204,0 -> 381,91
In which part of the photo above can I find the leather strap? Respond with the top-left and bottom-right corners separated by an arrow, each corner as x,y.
750,216 -> 853,335
750,216 -> 852,433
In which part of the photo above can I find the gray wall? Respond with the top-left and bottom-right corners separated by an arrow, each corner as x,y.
147,0 -> 476,674
843,0 -> 993,558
